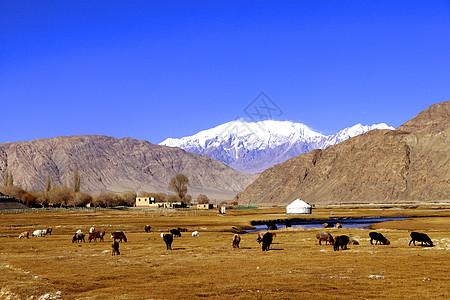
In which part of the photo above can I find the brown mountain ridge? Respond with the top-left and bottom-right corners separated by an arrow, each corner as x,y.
235,101 -> 450,205
0,135 -> 257,202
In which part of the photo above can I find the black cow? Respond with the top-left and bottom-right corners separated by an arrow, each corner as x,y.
334,235 -> 350,251
369,232 -> 390,245
163,233 -> 173,250
144,225 -> 151,233
170,229 -> 181,237
409,232 -> 433,247
262,232 -> 273,251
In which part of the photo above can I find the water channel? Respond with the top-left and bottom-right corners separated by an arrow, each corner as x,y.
245,216 -> 410,233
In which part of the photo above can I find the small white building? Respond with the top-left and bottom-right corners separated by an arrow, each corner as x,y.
286,199 -> 312,214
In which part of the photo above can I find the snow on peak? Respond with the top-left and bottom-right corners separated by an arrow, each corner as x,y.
160,120 -> 394,173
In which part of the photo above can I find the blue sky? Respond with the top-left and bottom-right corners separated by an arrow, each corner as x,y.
1,1 -> 449,143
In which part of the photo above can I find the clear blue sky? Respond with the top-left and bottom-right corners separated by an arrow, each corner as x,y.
1,1 -> 449,143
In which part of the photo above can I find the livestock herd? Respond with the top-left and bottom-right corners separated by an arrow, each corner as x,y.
315,229 -> 433,251
18,221 -> 435,256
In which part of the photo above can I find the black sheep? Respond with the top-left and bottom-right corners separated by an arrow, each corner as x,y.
334,235 -> 350,251
369,232 -> 390,245
409,232 -> 433,247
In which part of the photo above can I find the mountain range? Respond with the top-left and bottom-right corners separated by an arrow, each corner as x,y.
234,101 -> 450,205
161,121 -> 394,173
0,136 -> 256,202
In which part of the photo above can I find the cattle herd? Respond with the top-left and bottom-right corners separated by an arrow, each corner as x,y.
18,221 -> 435,256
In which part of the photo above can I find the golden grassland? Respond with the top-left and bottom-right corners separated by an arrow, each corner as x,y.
0,205 -> 449,299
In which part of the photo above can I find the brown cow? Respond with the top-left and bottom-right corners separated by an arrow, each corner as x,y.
232,234 -> 241,248
88,230 -> 105,242
111,231 -> 127,242
112,241 -> 120,255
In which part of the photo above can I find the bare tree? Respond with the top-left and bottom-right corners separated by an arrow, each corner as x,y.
169,174 -> 189,204
45,173 -> 51,194
73,168 -> 80,193
197,194 -> 210,204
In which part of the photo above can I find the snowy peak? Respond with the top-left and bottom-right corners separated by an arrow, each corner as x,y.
160,120 -> 394,173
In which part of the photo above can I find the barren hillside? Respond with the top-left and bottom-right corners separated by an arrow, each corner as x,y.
235,101 -> 450,205
0,136 -> 256,201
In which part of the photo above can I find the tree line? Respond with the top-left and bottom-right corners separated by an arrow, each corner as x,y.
0,170 -> 211,208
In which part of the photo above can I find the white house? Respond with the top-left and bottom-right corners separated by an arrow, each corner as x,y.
286,199 -> 312,214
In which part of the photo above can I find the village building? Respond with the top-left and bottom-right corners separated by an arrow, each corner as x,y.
197,203 -> 214,210
135,197 -> 157,207
135,197 -> 185,209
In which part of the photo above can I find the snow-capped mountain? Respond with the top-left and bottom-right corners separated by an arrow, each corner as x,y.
160,120 -> 394,174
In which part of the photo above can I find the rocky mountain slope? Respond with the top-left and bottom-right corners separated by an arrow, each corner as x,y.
161,120 -> 393,173
234,101 -> 450,205
0,136 -> 257,201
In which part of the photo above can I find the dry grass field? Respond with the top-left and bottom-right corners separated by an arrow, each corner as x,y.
0,206 -> 449,299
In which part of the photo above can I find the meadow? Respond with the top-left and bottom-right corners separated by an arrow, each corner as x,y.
0,205 -> 449,299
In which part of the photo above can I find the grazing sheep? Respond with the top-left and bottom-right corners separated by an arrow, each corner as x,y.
232,234 -> 241,248
192,231 -> 199,237
111,231 -> 127,243
409,232 -> 433,247
262,232 -> 273,251
162,233 -> 173,250
170,228 -> 181,237
32,229 -> 45,237
19,232 -> 29,239
369,232 -> 390,245
334,235 -> 350,251
144,225 -> 151,233
316,232 -> 334,245
349,238 -> 359,245
160,232 -> 165,238
112,241 -> 120,256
